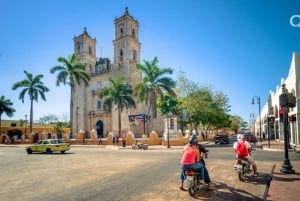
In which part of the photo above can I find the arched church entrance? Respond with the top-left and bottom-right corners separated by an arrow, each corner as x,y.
96,120 -> 104,138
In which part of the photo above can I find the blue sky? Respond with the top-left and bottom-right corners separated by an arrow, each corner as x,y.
1,0 -> 300,125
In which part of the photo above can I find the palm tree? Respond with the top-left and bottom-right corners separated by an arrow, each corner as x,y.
135,57 -> 176,118
50,53 -> 90,136
99,76 -> 136,137
12,71 -> 49,134
0,96 -> 16,134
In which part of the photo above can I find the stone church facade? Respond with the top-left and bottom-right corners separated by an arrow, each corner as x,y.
71,8 -> 164,138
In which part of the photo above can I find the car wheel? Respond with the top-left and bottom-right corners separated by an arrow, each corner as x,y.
61,151 -> 65,154
27,148 -> 32,154
46,148 -> 52,154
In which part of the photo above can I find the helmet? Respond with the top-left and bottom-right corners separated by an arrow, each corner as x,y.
189,135 -> 198,145
237,134 -> 244,141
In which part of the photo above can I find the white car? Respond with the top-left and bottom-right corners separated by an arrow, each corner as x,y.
294,144 -> 300,153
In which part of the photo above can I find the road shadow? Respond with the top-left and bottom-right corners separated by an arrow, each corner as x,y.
27,152 -> 75,155
187,173 -> 271,201
190,181 -> 263,201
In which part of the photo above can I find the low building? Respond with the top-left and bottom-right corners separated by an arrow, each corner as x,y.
254,52 -> 300,145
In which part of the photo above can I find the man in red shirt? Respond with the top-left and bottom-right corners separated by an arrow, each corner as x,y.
179,135 -> 205,190
233,134 -> 258,176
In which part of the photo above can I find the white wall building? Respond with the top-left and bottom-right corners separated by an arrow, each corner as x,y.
254,52 -> 300,145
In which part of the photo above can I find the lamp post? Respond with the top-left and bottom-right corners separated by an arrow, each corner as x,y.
25,114 -> 27,139
250,113 -> 255,134
279,84 -> 295,174
167,112 -> 172,148
76,107 -> 79,134
252,96 -> 262,142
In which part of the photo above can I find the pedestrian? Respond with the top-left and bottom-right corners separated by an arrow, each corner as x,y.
112,136 -> 116,145
98,135 -> 103,145
263,132 -> 266,140
201,131 -> 205,141
122,132 -> 126,147
116,135 -> 119,146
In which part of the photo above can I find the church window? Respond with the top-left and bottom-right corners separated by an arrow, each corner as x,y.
89,46 -> 92,55
120,49 -> 123,61
132,28 -> 135,38
120,27 -> 124,38
97,100 -> 102,110
76,42 -> 81,53
133,50 -> 136,61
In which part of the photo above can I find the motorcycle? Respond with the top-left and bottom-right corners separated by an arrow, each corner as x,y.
234,158 -> 251,181
131,141 -> 148,150
184,169 -> 204,197
183,151 -> 208,197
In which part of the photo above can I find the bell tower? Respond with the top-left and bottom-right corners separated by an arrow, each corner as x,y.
112,7 -> 141,85
72,28 -> 97,135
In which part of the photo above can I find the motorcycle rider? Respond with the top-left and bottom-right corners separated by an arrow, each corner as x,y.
179,135 -> 205,190
195,142 -> 214,190
233,134 -> 258,176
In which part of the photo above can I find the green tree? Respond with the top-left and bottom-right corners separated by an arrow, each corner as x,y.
157,94 -> 180,116
229,115 -> 246,133
99,76 -> 136,137
182,87 -> 213,131
176,71 -> 200,98
12,71 -> 49,134
0,96 -> 16,133
135,57 -> 176,118
50,53 -> 90,136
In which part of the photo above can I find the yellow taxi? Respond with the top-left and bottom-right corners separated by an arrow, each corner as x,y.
26,139 -> 70,154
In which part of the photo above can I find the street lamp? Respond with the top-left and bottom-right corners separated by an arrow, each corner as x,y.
252,96 -> 262,142
167,112 -> 172,148
25,114 -> 27,139
279,84 -> 295,174
76,107 -> 79,134
250,113 -> 255,134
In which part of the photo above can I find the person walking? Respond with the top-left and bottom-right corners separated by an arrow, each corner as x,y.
98,135 -> 103,145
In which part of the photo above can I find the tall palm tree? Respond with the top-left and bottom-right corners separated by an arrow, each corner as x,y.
0,96 -> 16,133
135,57 -> 176,118
99,76 -> 136,137
50,53 -> 90,136
12,71 -> 49,134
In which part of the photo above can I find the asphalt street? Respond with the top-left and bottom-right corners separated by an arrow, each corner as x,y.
1,142 -> 297,201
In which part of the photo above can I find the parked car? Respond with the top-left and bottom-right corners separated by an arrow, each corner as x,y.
25,139 -> 70,154
243,133 -> 257,143
214,134 -> 229,144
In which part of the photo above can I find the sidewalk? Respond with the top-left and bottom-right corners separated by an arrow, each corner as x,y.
261,140 -> 300,201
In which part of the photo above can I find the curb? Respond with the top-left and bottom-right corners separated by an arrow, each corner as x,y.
262,147 -> 294,152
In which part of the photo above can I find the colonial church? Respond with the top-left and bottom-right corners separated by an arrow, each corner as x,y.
72,8 -> 164,138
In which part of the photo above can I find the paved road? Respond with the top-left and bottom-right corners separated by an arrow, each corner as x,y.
0,144 -> 293,201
